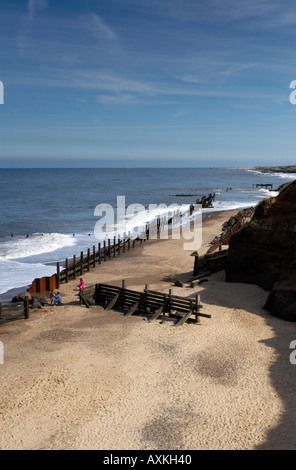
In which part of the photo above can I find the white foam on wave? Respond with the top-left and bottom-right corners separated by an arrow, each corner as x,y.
272,172 -> 296,180
98,204 -> 192,240
257,188 -> 279,198
0,259 -> 56,295
245,168 -> 264,175
246,168 -> 296,180
203,200 -> 257,212
0,233 -> 77,260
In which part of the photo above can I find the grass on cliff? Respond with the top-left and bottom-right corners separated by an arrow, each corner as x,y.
277,181 -> 293,193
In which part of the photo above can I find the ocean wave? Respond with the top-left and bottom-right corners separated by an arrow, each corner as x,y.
271,172 -> 296,179
257,188 -> 279,197
97,204 -> 193,240
0,259 -> 56,295
0,233 -> 77,260
203,200 -> 257,212
245,169 -> 264,175
246,168 -> 296,179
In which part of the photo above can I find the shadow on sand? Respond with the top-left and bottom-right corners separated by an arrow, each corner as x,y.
164,269 -> 296,450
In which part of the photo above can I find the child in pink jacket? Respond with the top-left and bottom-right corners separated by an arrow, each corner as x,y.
78,278 -> 85,291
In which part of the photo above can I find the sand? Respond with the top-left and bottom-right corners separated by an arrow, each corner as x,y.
1,209 -> 296,450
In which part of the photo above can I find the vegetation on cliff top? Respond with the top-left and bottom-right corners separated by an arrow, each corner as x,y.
252,165 -> 296,174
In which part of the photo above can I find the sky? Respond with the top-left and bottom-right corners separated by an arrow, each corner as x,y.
1,0 -> 296,168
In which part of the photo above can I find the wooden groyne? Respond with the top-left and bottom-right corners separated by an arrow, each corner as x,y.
0,297 -> 30,323
29,205 -> 196,293
253,183 -> 273,189
58,233 -> 142,287
81,281 -> 211,326
28,234 -> 142,293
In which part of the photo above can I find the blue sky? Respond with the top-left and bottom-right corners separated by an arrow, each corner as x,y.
1,0 -> 296,167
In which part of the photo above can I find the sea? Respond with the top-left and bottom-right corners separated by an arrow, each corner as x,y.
0,167 -> 295,301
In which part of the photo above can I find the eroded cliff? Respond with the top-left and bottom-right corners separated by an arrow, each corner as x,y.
225,180 -> 296,321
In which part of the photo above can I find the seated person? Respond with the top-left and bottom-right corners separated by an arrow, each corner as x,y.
53,292 -> 62,306
78,278 -> 85,291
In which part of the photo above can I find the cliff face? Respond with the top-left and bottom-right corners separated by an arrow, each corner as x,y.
225,180 -> 296,321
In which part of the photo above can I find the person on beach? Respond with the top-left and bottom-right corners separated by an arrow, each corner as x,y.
53,292 -> 62,306
78,278 -> 85,291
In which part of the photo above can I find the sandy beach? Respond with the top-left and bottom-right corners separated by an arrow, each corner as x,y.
1,209 -> 296,450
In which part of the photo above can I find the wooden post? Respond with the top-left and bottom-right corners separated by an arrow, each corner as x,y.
123,233 -> 126,253
80,251 -> 84,275
98,243 -> 101,264
104,241 -> 107,261
57,262 -> 60,287
118,236 -> 121,255
128,232 -> 130,250
122,279 -> 127,289
93,246 -> 96,268
73,254 -> 77,280
108,239 -> 111,259
196,294 -> 201,323
144,284 -> 149,313
113,236 -> 116,257
87,248 -> 90,271
24,297 -> 29,319
168,289 -> 173,316
193,252 -> 199,276
65,258 -> 69,283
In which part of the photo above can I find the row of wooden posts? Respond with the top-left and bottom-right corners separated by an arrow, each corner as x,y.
252,183 -> 273,189
58,231 -> 146,286
58,206 -> 195,287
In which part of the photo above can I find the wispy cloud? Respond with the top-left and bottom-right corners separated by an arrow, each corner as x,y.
83,12 -> 117,41
124,0 -> 275,23
28,0 -> 48,21
128,0 -> 296,31
17,0 -> 48,57
173,109 -> 190,118
7,65 -> 283,103
180,75 -> 200,84
96,93 -> 134,104
218,62 -> 257,82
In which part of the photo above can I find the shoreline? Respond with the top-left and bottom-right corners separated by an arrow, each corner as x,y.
0,208 -> 243,303
1,207 -> 296,449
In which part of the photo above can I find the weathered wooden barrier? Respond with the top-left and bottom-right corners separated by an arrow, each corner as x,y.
0,297 -> 30,323
90,282 -> 211,326
30,204 -> 197,293
253,183 -> 273,189
29,233 -> 142,293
